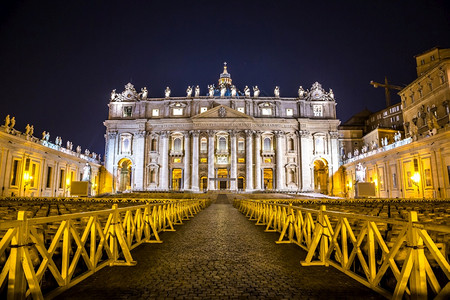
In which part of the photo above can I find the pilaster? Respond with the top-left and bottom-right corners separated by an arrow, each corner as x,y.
245,130 -> 253,191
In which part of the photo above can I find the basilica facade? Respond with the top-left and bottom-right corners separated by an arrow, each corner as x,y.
104,65 -> 340,193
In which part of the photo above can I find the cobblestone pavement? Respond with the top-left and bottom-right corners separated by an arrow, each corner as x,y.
58,195 -> 382,299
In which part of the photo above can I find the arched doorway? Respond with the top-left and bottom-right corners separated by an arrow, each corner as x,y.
313,159 -> 328,194
172,168 -> 182,190
200,176 -> 208,191
217,168 -> 228,190
118,158 -> 132,192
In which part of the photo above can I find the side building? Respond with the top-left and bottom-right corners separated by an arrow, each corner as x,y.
340,48 -> 450,199
103,65 -> 341,193
0,119 -> 101,197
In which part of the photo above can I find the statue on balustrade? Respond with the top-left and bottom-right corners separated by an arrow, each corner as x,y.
253,86 -> 260,98
195,85 -> 200,97
186,86 -> 193,97
82,163 -> 91,181
220,84 -> 226,97
244,86 -> 250,97
298,86 -> 305,98
208,85 -> 215,97
140,87 -> 148,100
274,86 -> 280,97
165,87 -> 171,98
231,85 -> 237,98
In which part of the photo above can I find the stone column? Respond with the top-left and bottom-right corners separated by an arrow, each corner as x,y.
254,131 -> 262,190
229,130 -> 237,191
183,131 -> 191,190
275,130 -> 285,191
245,130 -> 253,191
207,130 -> 215,190
299,130 -> 312,191
133,131 -> 146,191
191,131 -> 199,191
104,131 -> 117,193
160,131 -> 169,190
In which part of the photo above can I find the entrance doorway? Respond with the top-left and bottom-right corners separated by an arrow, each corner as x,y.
217,168 -> 228,190
172,168 -> 182,190
314,159 -> 328,194
263,168 -> 273,190
200,176 -> 208,191
237,176 -> 245,190
118,158 -> 132,192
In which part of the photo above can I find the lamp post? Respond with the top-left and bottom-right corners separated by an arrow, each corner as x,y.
411,172 -> 421,198
23,172 -> 32,197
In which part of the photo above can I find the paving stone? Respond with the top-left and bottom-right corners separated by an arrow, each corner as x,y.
57,194 -> 382,299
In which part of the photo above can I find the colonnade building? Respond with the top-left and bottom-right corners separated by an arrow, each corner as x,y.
104,65 -> 340,193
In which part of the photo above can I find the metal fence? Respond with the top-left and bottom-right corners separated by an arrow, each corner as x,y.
235,199 -> 450,299
0,198 -> 209,299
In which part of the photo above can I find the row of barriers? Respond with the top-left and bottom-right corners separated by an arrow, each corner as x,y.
234,199 -> 450,300
0,198 -> 209,299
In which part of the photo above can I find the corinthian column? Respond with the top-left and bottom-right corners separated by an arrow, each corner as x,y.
183,131 -> 191,190
254,131 -> 262,190
191,131 -> 199,191
160,131 -> 169,190
275,130 -> 285,191
230,130 -> 237,191
245,130 -> 253,191
208,130 -> 215,190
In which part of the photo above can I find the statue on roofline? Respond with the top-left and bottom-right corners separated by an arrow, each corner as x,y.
195,85 -> 200,97
140,87 -> 148,100
253,86 -> 260,98
220,84 -> 226,97
274,86 -> 280,98
208,85 -> 215,97
298,86 -> 305,98
165,87 -> 171,98
186,86 -> 193,97
110,89 -> 117,101
244,86 -> 250,97
231,85 -> 237,98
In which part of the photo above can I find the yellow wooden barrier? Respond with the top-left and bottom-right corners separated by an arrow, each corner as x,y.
235,199 -> 450,299
0,198 -> 209,299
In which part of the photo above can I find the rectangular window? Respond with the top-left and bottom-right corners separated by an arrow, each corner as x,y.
59,169 -> 65,189
420,59 -> 425,65
200,107 -> 208,113
392,172 -> 397,189
407,171 -> 412,188
30,164 -> 37,187
261,108 -> 272,115
424,169 -> 432,187
46,166 -> 52,188
200,158 -> 207,163
264,158 -> 272,163
173,158 -> 181,163
152,109 -> 159,117
173,108 -> 183,116
286,108 -> 293,116
313,105 -> 323,117
123,106 -> 132,117
430,55 -> 435,61
237,107 -> 245,113
447,166 -> 450,185
10,159 -> 19,186
238,158 -> 245,163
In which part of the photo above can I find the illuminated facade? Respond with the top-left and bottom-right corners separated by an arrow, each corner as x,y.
104,65 -> 341,193
0,122 -> 101,197
341,48 -> 450,198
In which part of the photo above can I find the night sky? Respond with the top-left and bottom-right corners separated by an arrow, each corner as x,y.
1,1 -> 449,156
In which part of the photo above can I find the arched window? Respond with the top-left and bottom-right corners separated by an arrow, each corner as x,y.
174,138 -> 182,151
200,137 -> 207,152
263,137 -> 271,151
238,138 -> 245,151
120,134 -> 132,153
218,137 -> 226,151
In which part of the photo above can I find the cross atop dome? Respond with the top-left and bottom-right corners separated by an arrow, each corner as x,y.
219,62 -> 232,86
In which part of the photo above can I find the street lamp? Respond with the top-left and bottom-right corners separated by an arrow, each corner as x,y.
411,172 -> 421,198
23,172 -> 33,196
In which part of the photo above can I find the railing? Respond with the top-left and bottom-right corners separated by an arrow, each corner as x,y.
0,198 -> 209,299
234,199 -> 450,299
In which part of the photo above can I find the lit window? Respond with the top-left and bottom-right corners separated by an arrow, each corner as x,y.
420,59 -> 425,65
10,159 -> 20,186
286,108 -> 293,116
313,105 -> 323,117
121,135 -> 132,153
237,107 -> 245,113
200,107 -> 208,113
262,108 -> 272,116
200,158 -> 207,163
264,158 -> 272,163
173,158 -> 181,163
430,55 -> 435,61
123,106 -> 132,117
152,109 -> 159,117
238,158 -> 245,163
173,108 -> 183,116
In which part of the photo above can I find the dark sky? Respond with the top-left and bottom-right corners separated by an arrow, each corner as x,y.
1,0 -> 449,156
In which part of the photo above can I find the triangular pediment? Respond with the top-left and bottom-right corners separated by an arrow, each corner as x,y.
192,105 -> 253,120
